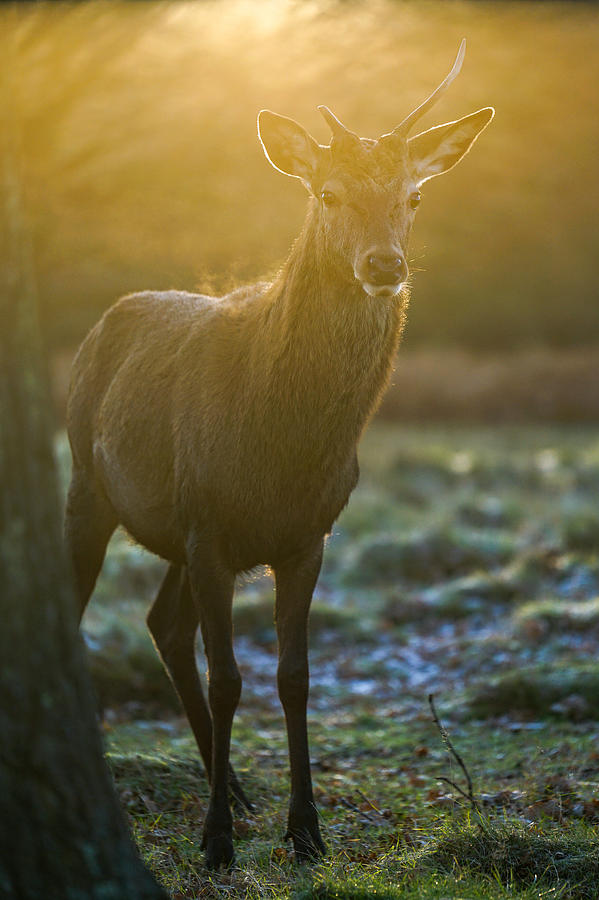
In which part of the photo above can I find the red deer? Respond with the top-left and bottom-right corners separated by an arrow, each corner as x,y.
65,40 -> 493,868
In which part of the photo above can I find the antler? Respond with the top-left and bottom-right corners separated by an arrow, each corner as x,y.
381,39 -> 466,144
318,105 -> 361,150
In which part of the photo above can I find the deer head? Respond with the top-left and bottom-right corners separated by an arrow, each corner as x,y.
258,40 -> 494,299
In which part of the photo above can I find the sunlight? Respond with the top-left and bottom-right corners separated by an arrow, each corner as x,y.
2,0 -> 598,350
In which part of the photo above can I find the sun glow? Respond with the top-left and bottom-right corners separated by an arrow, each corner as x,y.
2,0 -> 598,352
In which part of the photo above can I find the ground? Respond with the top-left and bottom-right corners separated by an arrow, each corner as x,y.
56,423 -> 599,899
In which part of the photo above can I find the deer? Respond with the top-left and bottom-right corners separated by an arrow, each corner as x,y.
65,40 -> 493,869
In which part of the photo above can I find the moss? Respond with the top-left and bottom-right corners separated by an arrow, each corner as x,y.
389,452 -> 459,506
233,596 -> 369,646
424,572 -> 517,617
500,549 -> 561,595
468,665 -> 599,721
575,463 -> 599,493
385,572 -> 516,624
233,595 -> 276,646
86,629 -> 178,712
420,822 -> 599,899
94,539 -> 165,605
456,495 -> 521,529
515,596 -> 599,635
82,606 -> 178,712
343,525 -> 515,589
561,508 -> 599,552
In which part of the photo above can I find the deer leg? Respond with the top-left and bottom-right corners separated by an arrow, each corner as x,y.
186,541 -> 240,869
64,470 -> 117,621
274,539 -> 326,862
147,565 -> 252,812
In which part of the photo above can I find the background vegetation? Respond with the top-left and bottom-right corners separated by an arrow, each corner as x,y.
4,0 -> 599,359
5,1 -> 599,896
55,421 -> 599,898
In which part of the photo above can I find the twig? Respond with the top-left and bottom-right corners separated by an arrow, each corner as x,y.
428,693 -> 487,827
435,775 -> 473,802
357,789 -> 381,813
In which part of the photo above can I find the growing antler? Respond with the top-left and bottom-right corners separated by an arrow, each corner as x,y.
381,38 -> 466,144
318,105 -> 361,150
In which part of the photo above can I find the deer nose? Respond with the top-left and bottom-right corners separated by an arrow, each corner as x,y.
366,253 -> 408,286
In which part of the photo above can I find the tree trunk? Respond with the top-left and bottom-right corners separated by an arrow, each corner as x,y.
0,33 -> 168,900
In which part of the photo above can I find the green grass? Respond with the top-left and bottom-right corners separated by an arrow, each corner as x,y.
468,664 -> 599,721
515,597 -> 599,636
60,422 -> 599,897
104,715 -> 599,898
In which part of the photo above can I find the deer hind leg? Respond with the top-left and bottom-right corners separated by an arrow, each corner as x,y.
275,539 -> 326,862
64,469 -> 118,622
147,564 -> 252,813
186,540 -> 240,869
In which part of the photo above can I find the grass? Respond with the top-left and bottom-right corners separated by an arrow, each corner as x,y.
22,2 -> 599,892
515,597 -> 599,636
103,715 -> 599,897
50,421 -> 599,896
468,664 -> 599,721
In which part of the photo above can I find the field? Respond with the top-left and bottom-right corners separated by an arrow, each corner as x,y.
56,422 -> 599,898
9,0 -> 599,893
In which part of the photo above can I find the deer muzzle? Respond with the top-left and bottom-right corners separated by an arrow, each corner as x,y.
355,249 -> 408,298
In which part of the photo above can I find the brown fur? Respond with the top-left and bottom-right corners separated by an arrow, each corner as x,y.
67,232 -> 406,568
65,86 -> 492,868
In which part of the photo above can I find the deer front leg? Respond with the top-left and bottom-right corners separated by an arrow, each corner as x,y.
187,539 -> 240,869
275,539 -> 326,862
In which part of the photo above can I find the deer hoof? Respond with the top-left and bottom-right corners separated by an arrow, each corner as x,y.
285,825 -> 327,863
203,833 -> 235,870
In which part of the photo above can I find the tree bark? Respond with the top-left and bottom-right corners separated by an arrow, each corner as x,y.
0,23 -> 168,900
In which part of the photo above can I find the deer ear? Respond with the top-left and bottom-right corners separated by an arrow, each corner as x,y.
408,107 -> 494,184
258,110 -> 323,186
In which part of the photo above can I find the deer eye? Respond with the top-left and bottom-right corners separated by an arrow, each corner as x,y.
320,190 -> 339,207
409,191 -> 422,210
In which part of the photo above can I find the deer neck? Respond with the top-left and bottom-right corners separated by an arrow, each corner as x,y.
257,209 -> 409,442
